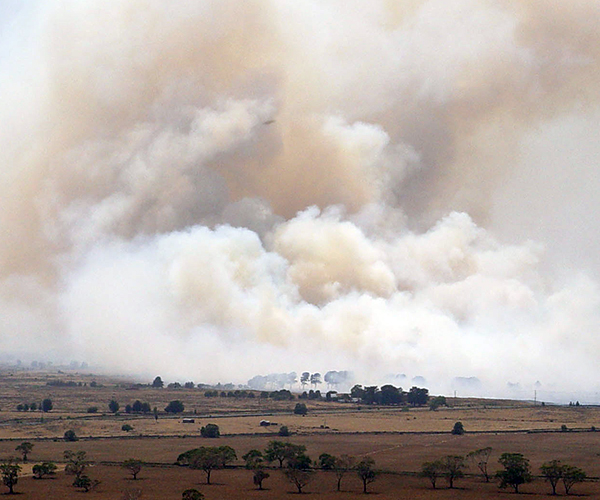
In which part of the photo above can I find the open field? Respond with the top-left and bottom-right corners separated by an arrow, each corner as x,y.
1,369 -> 600,498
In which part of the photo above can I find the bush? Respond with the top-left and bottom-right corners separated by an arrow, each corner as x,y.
165,400 -> 185,414
279,426 -> 290,437
64,430 -> 78,442
86,406 -> 98,414
41,398 -> 53,412
451,422 -> 465,435
122,424 -> 134,432
294,403 -> 308,415
200,424 -> 220,438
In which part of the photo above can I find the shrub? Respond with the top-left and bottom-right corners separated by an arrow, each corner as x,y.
86,406 -> 98,413
294,403 -> 308,415
122,424 -> 134,432
64,430 -> 78,442
451,422 -> 465,435
200,424 -> 220,438
279,425 -> 290,437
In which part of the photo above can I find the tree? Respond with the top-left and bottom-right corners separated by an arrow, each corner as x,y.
467,447 -> 493,482
333,455 -> 355,492
429,395 -> 447,410
0,459 -> 21,494
562,464 -> 586,495
421,460 -> 444,489
294,403 -> 308,415
310,372 -> 322,388
182,489 -> 204,500
541,460 -> 563,495
279,425 -> 291,437
15,441 -> 33,462
441,455 -> 465,488
41,398 -> 53,412
64,450 -> 89,479
242,449 -> 264,469
132,400 -> 143,413
122,459 -> 143,480
379,384 -> 403,405
73,474 -> 100,492
109,399 -> 120,413
496,453 -> 532,493
122,424 -> 134,432
184,446 -> 236,484
284,452 -> 314,494
264,441 -> 306,468
152,376 -> 164,388
165,400 -> 185,414
319,453 -> 336,470
200,423 -> 220,438
253,469 -> 270,490
64,429 -> 79,442
300,372 -> 310,389
407,386 -> 429,406
32,462 -> 57,479
356,457 -> 377,493
451,421 -> 465,435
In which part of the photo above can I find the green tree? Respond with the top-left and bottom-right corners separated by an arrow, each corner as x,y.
441,455 -> 465,488
73,474 -> 99,492
185,446 -> 236,484
165,400 -> 185,414
122,424 -> 134,432
108,399 -> 120,413
294,402 -> 308,415
421,460 -> 444,489
64,429 -> 79,442
496,453 -> 532,493
333,454 -> 355,492
64,450 -> 89,479
284,452 -> 314,494
242,449 -> 264,469
253,469 -> 270,490
562,464 -> 586,495
41,398 -> 53,412
152,376 -> 164,388
319,453 -> 336,470
451,421 -> 465,435
32,462 -> 57,479
278,425 -> 290,437
122,459 -> 143,480
540,460 -> 563,495
200,423 -> 220,438
15,441 -> 33,462
356,457 -> 377,494
0,459 -> 21,494
407,386 -> 429,406
467,447 -> 493,482
265,441 -> 306,468
429,395 -> 447,410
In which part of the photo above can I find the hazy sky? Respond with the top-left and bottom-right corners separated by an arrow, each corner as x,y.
1,1 -> 599,400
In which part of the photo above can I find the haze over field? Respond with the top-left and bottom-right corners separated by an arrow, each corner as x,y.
1,1 -> 599,400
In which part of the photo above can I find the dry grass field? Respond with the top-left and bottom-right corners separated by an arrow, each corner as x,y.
1,368 -> 599,498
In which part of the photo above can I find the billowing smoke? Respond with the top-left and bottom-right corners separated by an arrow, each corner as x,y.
1,0 -> 600,400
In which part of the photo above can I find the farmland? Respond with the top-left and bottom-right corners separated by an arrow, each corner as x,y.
1,368 -> 599,498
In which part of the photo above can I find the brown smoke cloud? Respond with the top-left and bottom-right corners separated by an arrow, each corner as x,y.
1,0 -> 599,399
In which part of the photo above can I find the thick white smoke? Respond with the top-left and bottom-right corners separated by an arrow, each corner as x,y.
1,0 -> 599,400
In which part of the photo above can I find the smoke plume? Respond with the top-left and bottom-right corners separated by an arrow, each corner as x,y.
1,0 -> 599,400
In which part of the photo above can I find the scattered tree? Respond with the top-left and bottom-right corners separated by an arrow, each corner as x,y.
200,423 -> 220,438
15,441 -> 33,462
429,395 -> 447,410
310,373 -> 322,388
421,460 -> 444,489
451,421 -> 465,435
0,459 -> 21,494
300,372 -> 310,389
165,400 -> 185,414
333,455 -> 355,492
64,450 -> 89,479
184,446 -> 237,484
152,376 -> 164,388
496,453 -> 532,493
64,429 -> 79,442
294,402 -> 308,415
467,447 -> 493,482
284,452 -> 314,494
279,425 -> 290,437
122,459 -> 143,480
109,399 -> 120,413
441,455 -> 465,488
73,474 -> 100,492
122,424 -> 134,432
253,469 -> 270,490
32,462 -> 57,479
562,464 -> 586,495
356,457 -> 378,493
541,460 -> 563,495
319,453 -> 336,470
41,398 -> 53,412
265,441 -> 306,469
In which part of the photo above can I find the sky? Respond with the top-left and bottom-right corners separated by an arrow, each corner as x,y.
1,0 -> 599,401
